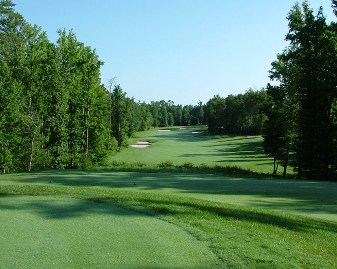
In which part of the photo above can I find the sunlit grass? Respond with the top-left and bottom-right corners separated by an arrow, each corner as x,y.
1,171 -> 336,268
108,126 -> 276,174
1,128 -> 335,268
0,195 -> 219,269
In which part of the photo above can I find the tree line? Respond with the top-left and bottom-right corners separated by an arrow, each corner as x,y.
1,1 -> 337,180
204,89 -> 268,135
204,1 -> 337,180
0,0 -> 207,172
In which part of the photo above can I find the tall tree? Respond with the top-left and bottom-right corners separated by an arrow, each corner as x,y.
268,1 -> 337,179
0,0 -> 26,172
205,95 -> 225,134
110,84 -> 128,147
262,84 -> 295,176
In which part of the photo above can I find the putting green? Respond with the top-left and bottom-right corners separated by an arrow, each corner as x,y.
0,195 -> 220,269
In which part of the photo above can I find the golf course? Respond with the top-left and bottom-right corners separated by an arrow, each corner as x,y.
1,127 -> 336,269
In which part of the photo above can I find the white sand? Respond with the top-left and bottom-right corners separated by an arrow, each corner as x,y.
158,129 -> 171,132
130,141 -> 151,148
192,131 -> 203,134
130,144 -> 150,148
136,141 -> 150,145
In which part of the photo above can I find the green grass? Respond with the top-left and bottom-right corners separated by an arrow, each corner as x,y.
108,126 -> 276,174
1,171 -> 336,268
0,195 -> 219,269
1,128 -> 335,268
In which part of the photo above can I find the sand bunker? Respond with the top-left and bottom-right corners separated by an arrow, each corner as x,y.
130,141 -> 151,148
136,141 -> 150,145
192,131 -> 203,134
158,129 -> 171,132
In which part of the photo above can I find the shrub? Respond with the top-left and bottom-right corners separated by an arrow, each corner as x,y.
158,160 -> 174,168
181,162 -> 194,169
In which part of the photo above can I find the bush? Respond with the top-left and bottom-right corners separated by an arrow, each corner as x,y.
158,160 -> 174,168
180,162 -> 194,170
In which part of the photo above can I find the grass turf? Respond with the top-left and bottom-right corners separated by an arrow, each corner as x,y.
0,195 -> 219,269
1,172 -> 336,268
1,128 -> 336,268
6,170 -> 335,221
108,126 -> 276,174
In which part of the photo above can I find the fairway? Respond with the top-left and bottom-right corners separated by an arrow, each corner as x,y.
1,130 -> 337,269
109,126 -> 274,174
1,172 -> 336,268
3,170 -> 336,222
0,195 -> 219,269
1,128 -> 337,268
2,1 -> 337,268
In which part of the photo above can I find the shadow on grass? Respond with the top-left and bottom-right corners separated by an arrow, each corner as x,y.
133,197 -> 337,233
0,193 -> 144,219
4,170 -> 337,223
1,188 -> 336,234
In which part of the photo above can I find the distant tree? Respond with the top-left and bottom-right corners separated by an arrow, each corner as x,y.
159,101 -> 169,127
205,95 -> 225,133
173,105 -> 183,126
205,90 -> 267,135
182,105 -> 192,126
110,85 -> 128,147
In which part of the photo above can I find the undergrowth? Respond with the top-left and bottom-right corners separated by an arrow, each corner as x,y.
108,160 -> 268,178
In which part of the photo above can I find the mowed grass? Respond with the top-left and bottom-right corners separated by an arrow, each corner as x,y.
108,126 -> 275,174
1,128 -> 336,268
1,171 -> 336,268
0,195 -> 219,269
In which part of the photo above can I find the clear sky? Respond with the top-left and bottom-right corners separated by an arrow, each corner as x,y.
14,0 -> 335,105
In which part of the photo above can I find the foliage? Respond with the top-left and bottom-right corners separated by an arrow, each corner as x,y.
205,90 -> 268,135
266,1 -> 337,180
158,160 -> 174,168
262,84 -> 295,176
147,100 -> 204,127
0,1 -> 110,171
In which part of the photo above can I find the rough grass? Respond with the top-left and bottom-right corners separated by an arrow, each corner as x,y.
0,172 -> 336,268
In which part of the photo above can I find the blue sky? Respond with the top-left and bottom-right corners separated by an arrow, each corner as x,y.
14,0 -> 335,105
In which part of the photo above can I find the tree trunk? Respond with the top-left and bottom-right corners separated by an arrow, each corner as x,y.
273,156 -> 278,175
282,147 -> 289,178
86,127 -> 89,157
28,132 -> 36,172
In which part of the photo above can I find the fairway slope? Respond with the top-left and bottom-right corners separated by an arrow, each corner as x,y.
1,171 -> 336,268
